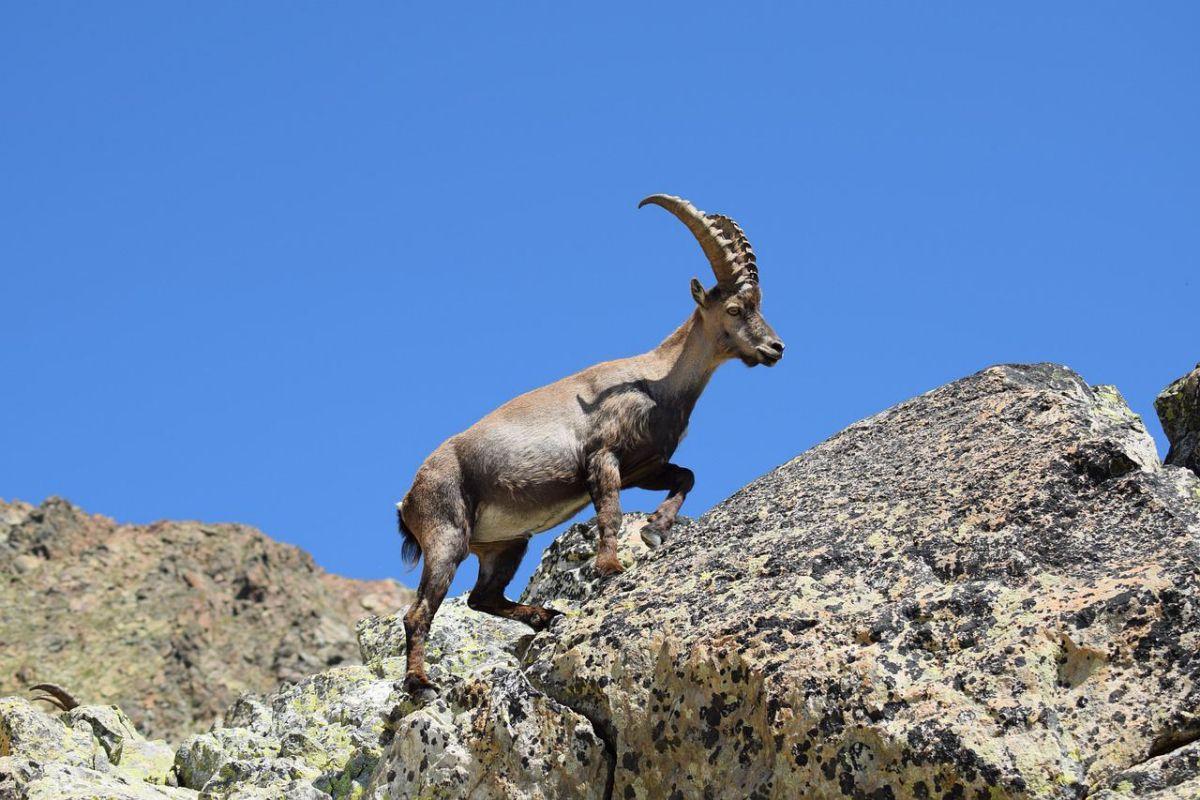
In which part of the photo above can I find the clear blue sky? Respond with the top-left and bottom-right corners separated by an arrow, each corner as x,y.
3,5 -> 1197,597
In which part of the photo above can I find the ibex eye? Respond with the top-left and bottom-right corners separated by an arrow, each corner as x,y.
726,306 -> 741,316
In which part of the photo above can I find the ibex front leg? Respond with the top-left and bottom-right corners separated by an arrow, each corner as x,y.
586,450 -> 625,576
634,462 -> 694,547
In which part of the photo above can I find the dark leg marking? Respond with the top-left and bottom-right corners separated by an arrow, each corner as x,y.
467,539 -> 562,630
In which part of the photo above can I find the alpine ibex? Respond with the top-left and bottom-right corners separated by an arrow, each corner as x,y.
396,195 -> 784,694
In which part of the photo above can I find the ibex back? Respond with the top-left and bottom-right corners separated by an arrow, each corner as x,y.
397,195 -> 784,694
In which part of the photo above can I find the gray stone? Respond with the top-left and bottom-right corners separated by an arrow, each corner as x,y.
1156,362 -> 1200,476
0,756 -> 38,797
520,512 -> 690,613
357,596 -> 532,684
1092,740 -> 1200,798
4,760 -> 196,799
198,756 -> 325,799
175,728 -> 279,790
0,697 -> 106,770
190,668 -> 396,799
366,668 -> 607,800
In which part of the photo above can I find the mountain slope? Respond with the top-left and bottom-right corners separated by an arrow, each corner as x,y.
0,498 -> 412,741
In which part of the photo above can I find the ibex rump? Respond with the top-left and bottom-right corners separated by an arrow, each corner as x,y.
397,195 -> 784,694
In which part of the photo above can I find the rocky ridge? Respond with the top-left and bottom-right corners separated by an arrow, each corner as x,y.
523,365 -> 1200,799
3,362 -> 1200,799
0,499 -> 412,741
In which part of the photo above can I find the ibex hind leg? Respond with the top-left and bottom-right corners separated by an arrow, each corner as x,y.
400,500 -> 469,696
468,539 -> 562,631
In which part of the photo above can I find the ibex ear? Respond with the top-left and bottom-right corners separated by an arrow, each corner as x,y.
690,278 -> 707,307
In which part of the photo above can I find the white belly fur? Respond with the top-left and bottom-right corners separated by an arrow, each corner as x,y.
472,495 -> 591,543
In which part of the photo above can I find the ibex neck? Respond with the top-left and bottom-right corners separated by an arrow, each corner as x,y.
650,311 -> 725,407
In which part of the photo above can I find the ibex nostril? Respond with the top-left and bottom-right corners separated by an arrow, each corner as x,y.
769,340 -> 785,354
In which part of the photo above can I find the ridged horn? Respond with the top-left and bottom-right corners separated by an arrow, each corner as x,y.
707,213 -> 758,287
30,683 -> 79,712
638,194 -> 757,288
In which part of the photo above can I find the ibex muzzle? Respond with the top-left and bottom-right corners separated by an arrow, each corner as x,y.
396,195 -> 783,695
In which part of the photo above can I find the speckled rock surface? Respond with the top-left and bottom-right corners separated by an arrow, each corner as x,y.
520,513 -> 690,613
0,697 -> 196,798
196,755 -> 325,800
367,668 -> 608,800
1092,740 -> 1200,799
358,598 -> 608,799
357,596 -> 533,684
522,364 -> 1200,799
175,666 -> 397,798
174,727 -> 280,790
66,704 -> 176,784
1156,362 -> 1200,477
0,697 -> 106,770
4,761 -> 196,799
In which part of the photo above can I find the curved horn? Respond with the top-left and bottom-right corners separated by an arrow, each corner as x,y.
639,194 -> 745,286
30,683 -> 79,712
707,213 -> 758,287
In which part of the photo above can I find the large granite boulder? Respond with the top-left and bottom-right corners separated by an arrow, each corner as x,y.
523,364 -> 1200,799
1156,363 -> 1200,476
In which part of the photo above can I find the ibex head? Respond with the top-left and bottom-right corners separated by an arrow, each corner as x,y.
639,195 -> 785,367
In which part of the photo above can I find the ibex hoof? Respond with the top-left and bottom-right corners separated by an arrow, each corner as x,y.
594,556 -> 625,577
528,606 -> 563,632
402,674 -> 439,699
640,527 -> 664,549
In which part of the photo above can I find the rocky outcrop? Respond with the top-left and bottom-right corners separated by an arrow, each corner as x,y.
0,535 -> 613,799
1156,363 -> 1200,476
521,365 -> 1199,798
166,598 -> 608,799
2,362 -> 1199,799
2,591 -> 609,799
0,498 -> 412,741
0,696 -> 188,799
